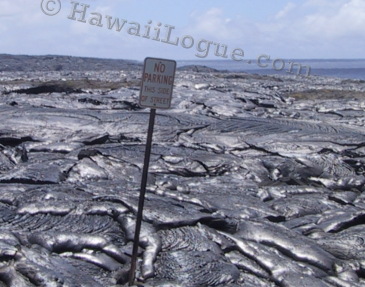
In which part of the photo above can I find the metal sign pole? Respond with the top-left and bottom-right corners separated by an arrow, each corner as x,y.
129,57 -> 175,285
128,108 -> 156,286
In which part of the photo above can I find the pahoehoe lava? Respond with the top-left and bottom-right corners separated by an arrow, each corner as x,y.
0,54 -> 364,286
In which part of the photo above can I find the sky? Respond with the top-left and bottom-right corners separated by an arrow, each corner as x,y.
0,0 -> 364,61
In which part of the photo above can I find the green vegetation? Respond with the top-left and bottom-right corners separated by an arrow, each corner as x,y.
289,89 -> 365,100
1,79 -> 141,94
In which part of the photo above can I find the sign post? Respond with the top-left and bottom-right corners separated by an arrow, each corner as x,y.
129,57 -> 176,285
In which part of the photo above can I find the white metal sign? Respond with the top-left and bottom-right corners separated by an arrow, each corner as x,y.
139,57 -> 176,109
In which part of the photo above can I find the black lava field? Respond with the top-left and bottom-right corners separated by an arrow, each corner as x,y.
0,54 -> 364,287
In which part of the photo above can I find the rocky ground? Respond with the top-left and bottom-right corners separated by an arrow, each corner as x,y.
0,55 -> 364,286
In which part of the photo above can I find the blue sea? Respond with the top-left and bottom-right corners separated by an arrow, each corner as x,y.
177,59 -> 365,81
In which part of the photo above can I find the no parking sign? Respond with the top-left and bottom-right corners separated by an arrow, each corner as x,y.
139,57 -> 176,109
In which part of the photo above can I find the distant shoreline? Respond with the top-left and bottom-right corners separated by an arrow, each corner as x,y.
1,54 -> 365,81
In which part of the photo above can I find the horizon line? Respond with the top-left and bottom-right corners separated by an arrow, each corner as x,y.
1,53 -> 365,62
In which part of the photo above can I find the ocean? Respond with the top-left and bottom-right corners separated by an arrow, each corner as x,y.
176,59 -> 365,81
